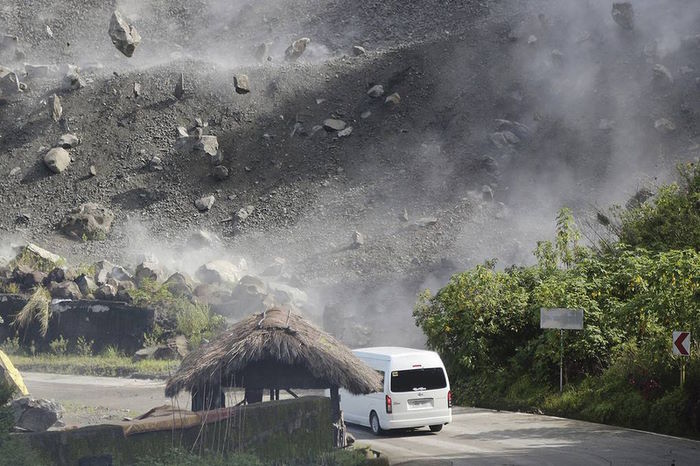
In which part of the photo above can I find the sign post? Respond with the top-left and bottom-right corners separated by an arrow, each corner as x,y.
673,331 -> 690,386
540,308 -> 584,392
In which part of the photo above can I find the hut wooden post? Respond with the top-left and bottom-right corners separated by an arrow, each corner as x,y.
330,385 -> 346,448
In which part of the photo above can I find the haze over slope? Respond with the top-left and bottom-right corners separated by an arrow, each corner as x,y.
1,0 -> 698,345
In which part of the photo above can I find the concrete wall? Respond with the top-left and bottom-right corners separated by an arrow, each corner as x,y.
0,294 -> 154,353
16,396 -> 334,465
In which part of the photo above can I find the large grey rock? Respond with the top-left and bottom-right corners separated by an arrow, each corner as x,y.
194,135 -> 219,157
268,282 -> 308,308
110,265 -> 133,282
75,274 -> 97,296
195,260 -> 241,286
94,260 -> 114,285
43,147 -> 71,173
323,119 -> 347,132
285,37 -> 311,61
186,230 -> 216,249
611,2 -> 634,30
164,272 -> 194,297
135,261 -> 162,286
15,243 -> 62,269
49,94 -> 62,121
94,283 -> 117,300
108,10 -> 141,57
60,203 -> 114,240
228,275 -> 269,314
212,165 -> 229,181
57,133 -> 80,149
367,84 -> 384,98
11,397 -> 64,432
195,195 -> 215,212
234,74 -> 250,94
48,281 -> 82,300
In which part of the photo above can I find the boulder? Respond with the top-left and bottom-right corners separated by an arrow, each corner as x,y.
75,274 -> 97,296
12,265 -> 46,289
285,37 -> 311,61
262,257 -> 286,276
63,67 -> 85,90
234,74 -> 250,94
43,147 -> 71,173
164,272 -> 194,297
57,133 -> 79,149
229,275 -> 269,314
367,84 -> 384,98
94,284 -> 117,300
195,195 -> 215,212
352,45 -> 366,56
108,10 -> 141,57
48,281 -> 82,300
94,260 -> 114,285
212,165 -> 229,181
60,203 -> 114,240
654,118 -> 676,134
110,265 -> 133,282
351,231 -> 364,249
15,243 -> 62,269
611,2 -> 634,30
385,93 -> 400,105
235,205 -> 255,222
11,397 -> 64,432
267,282 -> 308,308
323,119 -> 347,132
49,94 -> 62,122
193,135 -> 219,157
494,119 -> 531,140
195,260 -> 241,286
134,261 -> 162,286
186,230 -> 216,250
46,267 -> 72,284
652,64 -> 673,86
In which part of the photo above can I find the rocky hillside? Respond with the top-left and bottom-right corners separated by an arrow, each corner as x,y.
1,0 -> 699,346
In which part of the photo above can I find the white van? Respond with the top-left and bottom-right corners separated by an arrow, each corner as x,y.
340,347 -> 452,434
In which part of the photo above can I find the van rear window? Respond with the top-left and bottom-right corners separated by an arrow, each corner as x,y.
390,367 -> 447,392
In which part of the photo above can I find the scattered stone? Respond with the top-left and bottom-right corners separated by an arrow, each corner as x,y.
385,93 -> 400,106
12,266 -> 46,289
235,205 -> 255,222
63,66 -> 85,90
551,49 -> 564,65
352,45 -> 366,56
652,64 -> 673,86
194,135 -> 219,158
49,94 -> 62,122
45,25 -> 53,38
654,118 -> 676,134
360,110 -> 372,119
94,284 -> 117,300
323,119 -> 347,132
285,37 -> 311,61
412,217 -> 438,228
174,72 -> 185,99
489,131 -> 520,149
164,272 -> 195,297
234,74 -> 250,94
482,185 -> 494,202
212,165 -> 229,181
337,127 -> 353,138
598,119 -> 615,131
9,167 -> 21,177
89,165 -> 97,177
351,231 -> 364,249
43,147 -> 71,174
254,42 -> 269,62
186,230 -> 215,250
59,203 -> 114,240
108,10 -> 141,57
133,82 -> 141,97
48,281 -> 82,300
611,2 -> 634,30
527,35 -> 537,45
195,195 -> 215,212
11,398 -> 64,432
149,156 -> 163,172
399,208 -> 409,222
196,260 -> 241,286
94,260 -> 114,285
75,274 -> 97,296
367,84 -> 384,98
494,119 -> 530,140
57,133 -> 79,149
268,282 -> 308,308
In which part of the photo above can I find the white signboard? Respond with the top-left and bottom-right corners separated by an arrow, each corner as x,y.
673,331 -> 691,356
540,308 -> 584,330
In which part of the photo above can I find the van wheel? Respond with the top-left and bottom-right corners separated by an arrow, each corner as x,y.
429,424 -> 443,433
370,411 -> 383,435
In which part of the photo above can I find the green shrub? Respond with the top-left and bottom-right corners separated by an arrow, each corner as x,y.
49,335 -> 68,356
133,449 -> 264,466
0,335 -> 22,356
75,336 -> 94,356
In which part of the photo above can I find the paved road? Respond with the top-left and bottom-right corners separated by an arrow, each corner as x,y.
349,407 -> 700,466
23,373 -> 700,465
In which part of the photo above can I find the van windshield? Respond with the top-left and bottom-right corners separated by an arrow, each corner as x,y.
390,367 -> 447,392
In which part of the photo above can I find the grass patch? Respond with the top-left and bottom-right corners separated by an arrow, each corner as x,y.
11,354 -> 179,379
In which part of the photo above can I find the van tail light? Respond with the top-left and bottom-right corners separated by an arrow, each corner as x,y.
448,390 -> 452,408
385,395 -> 392,414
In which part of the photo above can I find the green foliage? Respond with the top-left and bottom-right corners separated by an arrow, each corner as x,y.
0,282 -> 19,294
143,324 -> 166,347
415,185 -> 700,438
614,162 -> 700,251
75,336 -> 94,356
0,335 -> 22,356
49,335 -> 68,356
176,303 -> 226,349
13,287 -> 51,337
100,345 -> 121,358
9,248 -> 61,273
132,448 -> 369,466
11,354 -> 177,378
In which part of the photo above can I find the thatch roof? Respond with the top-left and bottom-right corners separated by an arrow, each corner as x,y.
165,308 -> 382,397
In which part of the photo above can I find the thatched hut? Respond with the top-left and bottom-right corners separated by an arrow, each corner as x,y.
165,308 -> 382,446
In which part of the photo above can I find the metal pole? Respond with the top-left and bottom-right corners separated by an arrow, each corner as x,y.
560,329 -> 563,393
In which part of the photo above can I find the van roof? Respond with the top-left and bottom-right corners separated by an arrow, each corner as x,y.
352,346 -> 441,361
